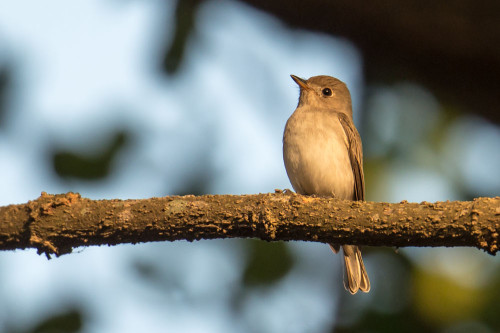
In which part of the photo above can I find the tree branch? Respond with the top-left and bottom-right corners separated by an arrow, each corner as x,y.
0,191 -> 498,258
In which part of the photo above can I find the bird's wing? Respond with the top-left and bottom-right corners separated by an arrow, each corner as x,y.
338,113 -> 365,201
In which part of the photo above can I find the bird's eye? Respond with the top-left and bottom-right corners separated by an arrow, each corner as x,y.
322,88 -> 332,96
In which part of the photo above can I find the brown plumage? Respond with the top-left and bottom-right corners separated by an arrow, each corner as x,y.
283,75 -> 370,294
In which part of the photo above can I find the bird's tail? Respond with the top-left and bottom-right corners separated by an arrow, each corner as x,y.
329,244 -> 370,294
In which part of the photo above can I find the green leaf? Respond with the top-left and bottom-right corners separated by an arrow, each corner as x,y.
242,240 -> 294,287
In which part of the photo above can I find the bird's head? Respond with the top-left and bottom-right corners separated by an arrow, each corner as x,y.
291,75 -> 353,117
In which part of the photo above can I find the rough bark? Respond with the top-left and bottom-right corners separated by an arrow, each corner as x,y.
0,191 -> 498,258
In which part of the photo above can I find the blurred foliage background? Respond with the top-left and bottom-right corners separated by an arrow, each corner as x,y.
0,1 -> 499,332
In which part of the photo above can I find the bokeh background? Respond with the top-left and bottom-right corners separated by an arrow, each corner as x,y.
0,1 -> 499,332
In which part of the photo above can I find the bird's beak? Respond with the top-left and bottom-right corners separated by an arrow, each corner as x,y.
290,75 -> 309,90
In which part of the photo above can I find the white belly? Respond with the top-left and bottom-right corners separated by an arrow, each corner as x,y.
283,108 -> 354,199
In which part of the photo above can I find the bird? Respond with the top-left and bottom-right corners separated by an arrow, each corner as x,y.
283,74 -> 370,294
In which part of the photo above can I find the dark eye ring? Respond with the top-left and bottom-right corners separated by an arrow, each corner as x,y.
322,88 -> 332,96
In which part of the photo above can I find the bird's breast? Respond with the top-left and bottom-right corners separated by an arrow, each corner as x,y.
283,109 -> 354,199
